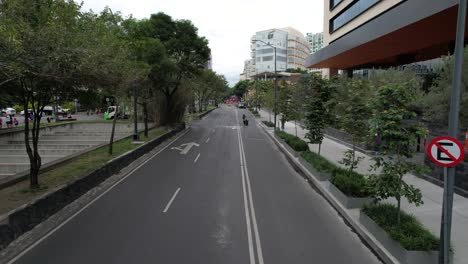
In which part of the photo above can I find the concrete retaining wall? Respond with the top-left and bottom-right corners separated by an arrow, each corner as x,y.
0,124 -> 185,250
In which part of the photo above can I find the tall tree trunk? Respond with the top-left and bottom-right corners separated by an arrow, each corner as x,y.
318,143 -> 322,156
23,93 -> 41,189
161,93 -> 174,126
351,143 -> 356,172
108,105 -> 118,155
143,102 -> 148,138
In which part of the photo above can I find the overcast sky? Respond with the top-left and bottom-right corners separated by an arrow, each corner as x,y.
81,0 -> 324,86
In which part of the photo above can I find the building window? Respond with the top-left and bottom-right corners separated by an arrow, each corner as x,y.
330,0 -> 343,9
330,0 -> 380,32
263,56 -> 273,61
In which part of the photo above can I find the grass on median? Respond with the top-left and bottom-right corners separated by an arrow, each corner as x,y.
363,203 -> 439,251
0,127 -> 168,216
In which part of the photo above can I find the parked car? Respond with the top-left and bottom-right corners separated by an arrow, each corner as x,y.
1,107 -> 16,116
238,102 -> 246,108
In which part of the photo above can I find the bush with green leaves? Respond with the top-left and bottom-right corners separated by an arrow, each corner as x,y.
301,150 -> 336,174
262,121 -> 275,127
369,80 -> 428,225
275,131 -> 309,152
331,168 -> 369,197
363,204 -> 439,251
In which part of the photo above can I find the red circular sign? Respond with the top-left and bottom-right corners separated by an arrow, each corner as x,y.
426,136 -> 465,167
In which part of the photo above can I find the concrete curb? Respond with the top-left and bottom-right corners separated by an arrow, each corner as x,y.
198,107 -> 216,119
258,122 -> 399,264
0,124 -> 185,250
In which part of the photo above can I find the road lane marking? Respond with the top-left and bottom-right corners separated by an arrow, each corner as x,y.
237,122 -> 255,264
205,137 -> 210,143
163,188 -> 181,213
241,138 -> 265,264
235,109 -> 264,264
194,153 -> 201,163
5,128 -> 191,264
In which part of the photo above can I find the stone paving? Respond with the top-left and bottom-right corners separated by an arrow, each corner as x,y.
0,123 -> 142,181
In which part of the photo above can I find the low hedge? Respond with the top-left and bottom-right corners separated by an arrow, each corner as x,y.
275,131 -> 308,152
301,150 -> 369,197
262,121 -> 275,127
301,150 -> 336,174
331,168 -> 370,197
363,204 -> 439,251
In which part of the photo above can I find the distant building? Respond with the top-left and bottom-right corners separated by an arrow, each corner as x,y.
205,53 -> 212,70
249,27 -> 310,74
306,32 -> 324,54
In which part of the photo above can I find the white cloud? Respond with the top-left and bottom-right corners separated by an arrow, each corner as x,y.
81,0 -> 324,86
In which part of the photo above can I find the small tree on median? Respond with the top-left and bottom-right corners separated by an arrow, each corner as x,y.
303,74 -> 333,155
336,78 -> 372,173
368,81 -> 427,226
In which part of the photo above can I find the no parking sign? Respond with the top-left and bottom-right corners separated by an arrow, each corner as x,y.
426,136 -> 465,167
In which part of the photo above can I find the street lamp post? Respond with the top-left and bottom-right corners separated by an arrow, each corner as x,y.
252,39 -> 277,131
133,83 -> 139,141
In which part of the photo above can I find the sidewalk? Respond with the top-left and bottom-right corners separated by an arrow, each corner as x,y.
257,108 -> 468,264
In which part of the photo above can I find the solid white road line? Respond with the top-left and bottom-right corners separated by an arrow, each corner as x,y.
163,188 -> 181,213
205,137 -> 210,143
194,153 -> 201,163
236,109 -> 265,264
6,129 -> 190,264
239,131 -> 265,264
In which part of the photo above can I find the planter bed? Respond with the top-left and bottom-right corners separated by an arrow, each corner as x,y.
297,155 -> 331,181
360,205 -> 443,264
274,134 -> 299,157
328,182 -> 371,209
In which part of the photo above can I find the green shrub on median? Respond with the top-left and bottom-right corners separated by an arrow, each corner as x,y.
331,168 -> 370,197
262,121 -> 275,127
301,150 -> 369,197
275,130 -> 308,152
301,150 -> 336,174
363,203 -> 439,251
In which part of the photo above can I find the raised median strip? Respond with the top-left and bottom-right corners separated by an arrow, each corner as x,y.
258,122 -> 400,264
0,124 -> 186,252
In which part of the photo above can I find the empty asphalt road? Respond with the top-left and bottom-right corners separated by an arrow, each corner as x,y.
10,106 -> 380,264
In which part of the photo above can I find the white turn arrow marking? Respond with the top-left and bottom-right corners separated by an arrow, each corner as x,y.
171,142 -> 200,155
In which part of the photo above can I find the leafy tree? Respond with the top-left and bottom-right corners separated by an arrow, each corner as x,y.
0,0 -> 88,188
418,50 -> 468,128
0,1 -> 133,187
231,80 -> 251,99
303,74 -> 333,155
335,78 -> 372,172
191,70 -> 227,112
369,82 -> 428,226
146,13 -> 211,125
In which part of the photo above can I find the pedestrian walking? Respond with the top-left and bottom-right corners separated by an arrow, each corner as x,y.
6,115 -> 12,128
13,117 -> 18,127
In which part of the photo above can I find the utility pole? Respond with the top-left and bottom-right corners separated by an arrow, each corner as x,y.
439,1 -> 466,263
273,46 -> 277,131
133,83 -> 139,141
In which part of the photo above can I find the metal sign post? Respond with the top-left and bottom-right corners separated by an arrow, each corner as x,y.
438,1 -> 467,263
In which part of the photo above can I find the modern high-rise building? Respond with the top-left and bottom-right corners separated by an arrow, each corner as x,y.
247,27 -> 310,77
306,0 -> 466,78
306,32 -> 324,54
